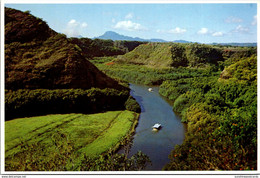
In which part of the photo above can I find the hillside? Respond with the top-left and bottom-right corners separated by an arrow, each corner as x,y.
5,7 -> 124,90
116,43 -> 225,68
117,43 -> 174,68
116,42 -> 257,68
5,8 -> 56,44
69,37 -> 145,58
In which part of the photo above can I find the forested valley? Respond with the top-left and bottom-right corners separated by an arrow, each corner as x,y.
91,42 -> 257,170
4,7 -> 257,171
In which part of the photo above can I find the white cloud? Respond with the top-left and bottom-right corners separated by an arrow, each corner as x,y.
197,27 -> 224,37
197,28 -> 209,35
113,20 -> 146,31
212,32 -> 224,37
156,29 -> 165,33
125,13 -> 134,19
233,25 -> 249,33
68,19 -> 77,25
252,15 -> 257,25
63,19 -> 88,37
225,16 -> 243,23
156,27 -> 186,34
81,22 -> 88,28
168,27 -> 187,34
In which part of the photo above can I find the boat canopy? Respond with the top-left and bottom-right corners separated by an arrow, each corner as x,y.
153,123 -> 161,129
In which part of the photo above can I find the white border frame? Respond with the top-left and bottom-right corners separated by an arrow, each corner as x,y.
1,0 -> 259,176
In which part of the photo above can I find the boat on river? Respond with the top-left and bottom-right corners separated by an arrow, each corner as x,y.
148,88 -> 153,92
152,123 -> 161,131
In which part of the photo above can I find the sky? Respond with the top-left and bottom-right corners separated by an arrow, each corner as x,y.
5,3 -> 258,43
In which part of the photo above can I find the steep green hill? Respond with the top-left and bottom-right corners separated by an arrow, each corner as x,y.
116,42 -> 256,68
5,7 -> 124,91
117,43 -> 174,67
5,7 -> 139,120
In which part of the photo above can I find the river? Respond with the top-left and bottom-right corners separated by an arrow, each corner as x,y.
122,83 -> 187,170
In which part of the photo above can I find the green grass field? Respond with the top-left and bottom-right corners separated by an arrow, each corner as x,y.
5,110 -> 139,171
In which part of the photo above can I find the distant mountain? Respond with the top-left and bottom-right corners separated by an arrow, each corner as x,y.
77,35 -> 83,38
211,42 -> 257,47
95,31 -> 167,42
150,38 -> 168,42
173,40 -> 191,43
94,31 -> 255,47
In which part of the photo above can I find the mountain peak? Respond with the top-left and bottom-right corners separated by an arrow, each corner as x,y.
95,31 -> 166,42
104,31 -> 119,35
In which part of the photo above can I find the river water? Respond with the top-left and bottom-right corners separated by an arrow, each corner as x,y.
124,83 -> 186,170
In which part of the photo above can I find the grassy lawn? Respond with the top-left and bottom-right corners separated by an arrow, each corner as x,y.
5,110 -> 139,171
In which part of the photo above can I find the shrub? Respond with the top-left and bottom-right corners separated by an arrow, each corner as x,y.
170,43 -> 188,67
124,96 -> 141,113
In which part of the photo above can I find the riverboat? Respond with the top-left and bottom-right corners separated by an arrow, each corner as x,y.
152,123 -> 161,131
148,88 -> 153,92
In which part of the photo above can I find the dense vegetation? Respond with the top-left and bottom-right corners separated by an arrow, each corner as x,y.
5,88 -> 142,120
163,55 -> 257,170
70,38 -> 145,58
91,43 -> 257,170
5,111 -> 152,171
4,7 -> 257,171
91,57 -> 219,85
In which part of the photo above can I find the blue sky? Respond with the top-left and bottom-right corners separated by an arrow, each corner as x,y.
5,3 -> 257,43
